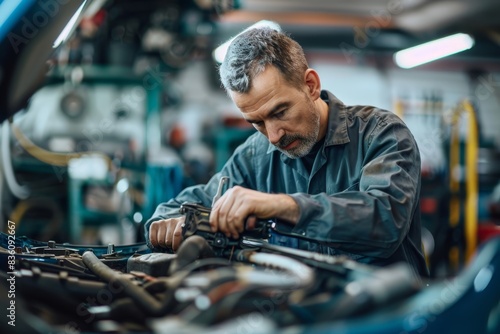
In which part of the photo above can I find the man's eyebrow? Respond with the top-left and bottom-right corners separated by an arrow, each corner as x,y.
245,102 -> 289,124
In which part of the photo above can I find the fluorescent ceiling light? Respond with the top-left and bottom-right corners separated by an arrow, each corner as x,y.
394,33 -> 474,69
213,20 -> 281,64
53,0 -> 87,48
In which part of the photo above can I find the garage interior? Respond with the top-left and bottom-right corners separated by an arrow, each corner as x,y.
1,0 -> 500,333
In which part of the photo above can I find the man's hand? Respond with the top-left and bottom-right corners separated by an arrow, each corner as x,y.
149,216 -> 185,251
209,186 -> 299,239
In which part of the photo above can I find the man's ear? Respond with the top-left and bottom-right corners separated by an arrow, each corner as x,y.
304,69 -> 321,100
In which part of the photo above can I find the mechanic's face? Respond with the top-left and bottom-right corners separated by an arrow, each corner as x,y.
231,66 -> 324,159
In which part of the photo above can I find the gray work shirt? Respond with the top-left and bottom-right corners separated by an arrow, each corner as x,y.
145,90 -> 429,278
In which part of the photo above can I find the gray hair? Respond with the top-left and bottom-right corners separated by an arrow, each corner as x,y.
219,27 -> 309,94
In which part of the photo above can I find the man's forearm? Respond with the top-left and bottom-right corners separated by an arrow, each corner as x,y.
274,194 -> 300,225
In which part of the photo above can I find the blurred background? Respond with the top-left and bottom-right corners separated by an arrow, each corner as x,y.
1,0 -> 500,278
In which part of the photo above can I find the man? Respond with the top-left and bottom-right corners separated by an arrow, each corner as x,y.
145,26 -> 429,278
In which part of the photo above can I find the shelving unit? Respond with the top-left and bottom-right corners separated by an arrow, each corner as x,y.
214,127 -> 255,171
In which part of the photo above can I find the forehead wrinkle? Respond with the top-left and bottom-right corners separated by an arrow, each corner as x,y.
238,87 -> 277,112
234,88 -> 283,126
244,101 -> 290,124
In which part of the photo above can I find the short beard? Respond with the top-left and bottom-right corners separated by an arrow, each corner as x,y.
277,110 -> 320,159
276,133 -> 317,159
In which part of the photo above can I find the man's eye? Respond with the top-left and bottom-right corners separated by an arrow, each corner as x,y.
274,110 -> 286,118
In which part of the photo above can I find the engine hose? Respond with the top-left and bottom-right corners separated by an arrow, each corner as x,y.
181,250 -> 315,291
82,251 -> 176,317
179,256 -> 314,325
171,257 -> 231,274
6,270 -> 106,311
168,235 -> 216,275
109,298 -> 148,323
142,279 -> 169,295
316,263 -> 421,322
236,249 -> 315,289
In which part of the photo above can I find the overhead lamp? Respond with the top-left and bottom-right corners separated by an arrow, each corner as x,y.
213,20 -> 281,64
394,33 -> 474,69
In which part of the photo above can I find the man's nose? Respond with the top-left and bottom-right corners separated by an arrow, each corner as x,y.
267,124 -> 284,145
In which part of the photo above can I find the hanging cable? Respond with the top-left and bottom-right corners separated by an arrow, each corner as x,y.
10,120 -> 112,167
10,197 -> 64,240
1,120 -> 30,199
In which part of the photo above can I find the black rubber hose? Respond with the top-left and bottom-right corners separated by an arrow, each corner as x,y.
82,251 -> 176,317
168,235 -> 215,275
316,263 -> 421,321
109,298 -> 148,323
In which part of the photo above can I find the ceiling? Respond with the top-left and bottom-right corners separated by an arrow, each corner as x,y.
222,0 -> 500,33
213,0 -> 500,62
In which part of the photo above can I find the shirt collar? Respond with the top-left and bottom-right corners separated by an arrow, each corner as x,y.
266,90 -> 350,154
322,90 -> 350,146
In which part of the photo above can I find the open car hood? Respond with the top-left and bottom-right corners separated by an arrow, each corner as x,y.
0,0 -> 98,123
